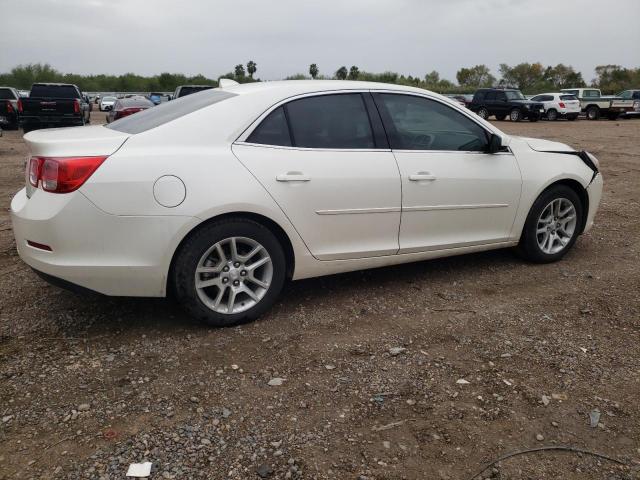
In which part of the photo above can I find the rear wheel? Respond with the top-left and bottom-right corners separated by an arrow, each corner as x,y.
516,185 -> 583,263
510,109 -> 522,122
477,107 -> 489,120
586,106 -> 600,120
546,109 -> 558,121
172,218 -> 286,327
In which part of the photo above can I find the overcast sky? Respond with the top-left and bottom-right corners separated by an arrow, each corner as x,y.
1,0 -> 639,82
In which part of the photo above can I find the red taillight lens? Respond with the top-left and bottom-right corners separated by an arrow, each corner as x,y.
73,99 -> 80,113
558,102 -> 565,108
115,107 -> 143,120
27,156 -> 107,193
7,102 -> 14,113
17,99 -> 23,113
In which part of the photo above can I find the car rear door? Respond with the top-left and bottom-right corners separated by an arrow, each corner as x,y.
232,92 -> 401,261
372,92 -> 521,253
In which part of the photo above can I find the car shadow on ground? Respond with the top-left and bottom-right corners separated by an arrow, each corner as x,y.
40,247 -> 524,339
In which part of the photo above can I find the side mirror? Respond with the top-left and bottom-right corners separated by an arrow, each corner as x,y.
488,134 -> 502,154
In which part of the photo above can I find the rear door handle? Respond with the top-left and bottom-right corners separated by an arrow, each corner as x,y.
408,172 -> 437,181
276,172 -> 311,182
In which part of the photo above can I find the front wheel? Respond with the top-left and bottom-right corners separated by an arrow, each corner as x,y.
546,109 -> 558,121
510,109 -> 522,122
586,106 -> 600,120
516,185 -> 583,263
477,107 -> 489,120
172,218 -> 286,327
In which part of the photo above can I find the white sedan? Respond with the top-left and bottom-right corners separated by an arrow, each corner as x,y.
11,81 -> 603,326
530,92 -> 581,121
99,96 -> 117,111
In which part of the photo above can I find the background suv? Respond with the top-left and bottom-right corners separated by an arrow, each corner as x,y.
469,88 -> 544,122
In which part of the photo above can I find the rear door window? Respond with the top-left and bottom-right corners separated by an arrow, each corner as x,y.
284,94 -> 375,149
107,90 -> 236,134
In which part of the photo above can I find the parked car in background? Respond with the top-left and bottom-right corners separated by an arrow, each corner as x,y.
106,97 -> 155,123
444,94 -> 469,108
560,88 -> 619,120
172,85 -> 214,99
469,88 -> 544,121
18,83 -> 91,133
530,92 -> 581,121
0,87 -> 21,129
148,92 -> 171,105
10,81 -> 603,327
99,96 -> 118,111
609,90 -> 640,118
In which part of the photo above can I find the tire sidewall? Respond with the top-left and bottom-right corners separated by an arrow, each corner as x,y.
510,109 -> 521,122
519,185 -> 584,263
173,219 -> 286,327
547,109 -> 557,121
478,107 -> 489,119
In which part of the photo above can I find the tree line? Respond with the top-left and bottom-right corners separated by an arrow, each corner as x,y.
1,62 -> 638,94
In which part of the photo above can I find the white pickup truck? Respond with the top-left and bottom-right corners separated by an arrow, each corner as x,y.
560,88 -> 620,120
609,90 -> 640,118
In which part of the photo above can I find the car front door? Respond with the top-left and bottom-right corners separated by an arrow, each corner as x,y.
372,92 -> 522,253
232,92 -> 401,261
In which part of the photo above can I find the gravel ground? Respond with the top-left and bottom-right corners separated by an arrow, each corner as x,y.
0,114 -> 639,479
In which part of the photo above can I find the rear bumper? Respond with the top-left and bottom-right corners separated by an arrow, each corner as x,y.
584,173 -> 603,234
10,188 -> 199,297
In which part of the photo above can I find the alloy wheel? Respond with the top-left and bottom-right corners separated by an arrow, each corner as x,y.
536,198 -> 577,255
195,236 -> 273,314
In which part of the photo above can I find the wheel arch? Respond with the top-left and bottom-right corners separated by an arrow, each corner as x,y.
167,211 -> 296,296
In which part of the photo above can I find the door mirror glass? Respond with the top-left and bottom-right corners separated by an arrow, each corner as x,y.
488,134 -> 502,154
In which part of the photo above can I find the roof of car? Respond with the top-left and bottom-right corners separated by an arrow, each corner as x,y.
222,80 -> 428,94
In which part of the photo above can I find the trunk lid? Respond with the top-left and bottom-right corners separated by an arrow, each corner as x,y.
24,125 -> 130,157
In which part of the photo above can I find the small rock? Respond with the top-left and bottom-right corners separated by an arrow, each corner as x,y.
77,403 -> 90,412
382,441 -> 391,449
551,393 -> 567,401
541,395 -> 550,406
231,364 -> 239,370
536,434 -> 544,441
389,347 -> 406,356
222,408 -> 232,418
268,378 -> 284,386
201,438 -> 211,445
2,415 -> 13,423
190,397 -> 199,403
456,379 -> 470,385
324,364 -> 335,370
406,399 -> 416,405
589,409 -> 601,428
256,463 -> 274,478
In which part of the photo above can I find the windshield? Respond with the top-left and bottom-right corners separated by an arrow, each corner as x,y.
505,90 -> 525,100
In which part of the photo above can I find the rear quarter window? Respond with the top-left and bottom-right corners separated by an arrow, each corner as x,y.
107,90 -> 236,134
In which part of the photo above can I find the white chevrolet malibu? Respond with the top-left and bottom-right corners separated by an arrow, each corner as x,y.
11,80 -> 603,326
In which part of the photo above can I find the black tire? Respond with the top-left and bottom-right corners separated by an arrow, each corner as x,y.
516,184 -> 584,263
586,106 -> 600,120
546,109 -> 558,121
172,218 -> 286,327
495,114 -> 506,121
510,108 -> 522,122
477,107 -> 489,120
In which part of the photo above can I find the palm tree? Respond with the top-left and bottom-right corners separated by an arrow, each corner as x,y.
309,63 -> 319,79
246,61 -> 257,79
335,66 -> 348,80
348,65 -> 360,80
234,64 -> 246,79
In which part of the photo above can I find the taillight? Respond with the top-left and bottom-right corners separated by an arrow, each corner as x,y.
73,99 -> 80,113
17,99 -> 23,113
26,156 -> 107,193
558,102 -> 565,108
7,102 -> 14,113
115,107 -> 143,119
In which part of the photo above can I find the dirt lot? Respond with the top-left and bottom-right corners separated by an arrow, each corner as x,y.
0,114 -> 639,480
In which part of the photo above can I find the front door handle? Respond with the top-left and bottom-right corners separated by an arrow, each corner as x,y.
408,172 -> 437,181
276,172 -> 311,182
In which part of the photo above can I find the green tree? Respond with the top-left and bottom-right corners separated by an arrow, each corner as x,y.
335,66 -> 348,80
309,63 -> 319,79
543,64 -> 585,89
234,64 -> 246,79
498,62 -> 545,91
246,61 -> 257,79
456,65 -> 496,89
348,65 -> 360,80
